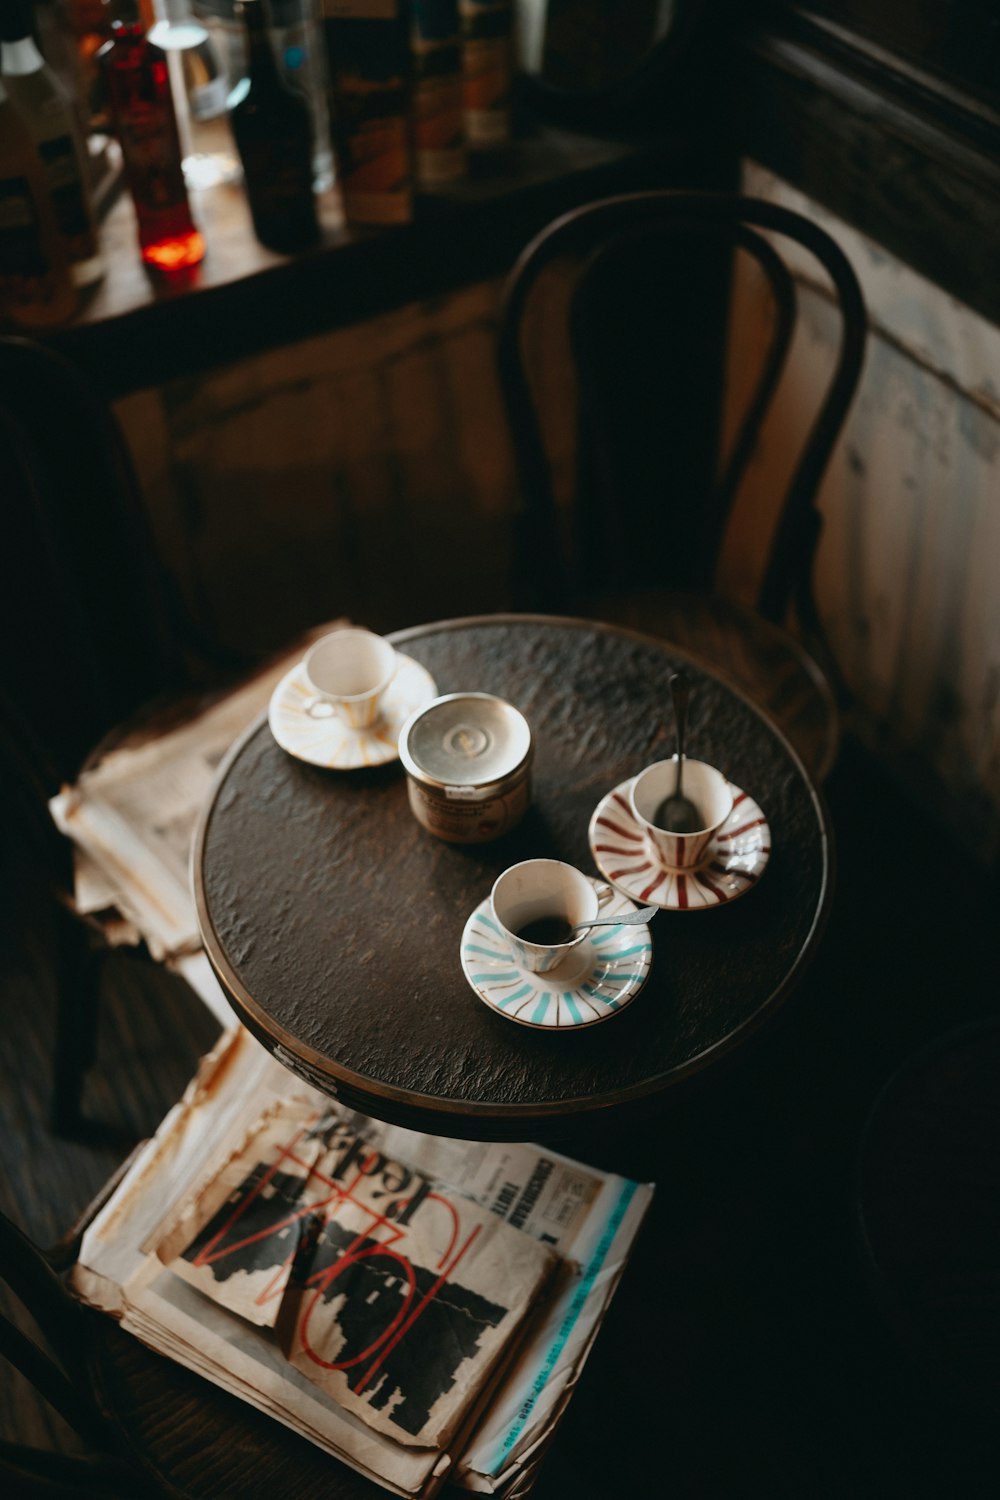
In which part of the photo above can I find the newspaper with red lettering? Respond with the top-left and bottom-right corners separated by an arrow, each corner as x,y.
73,1026 -> 652,1497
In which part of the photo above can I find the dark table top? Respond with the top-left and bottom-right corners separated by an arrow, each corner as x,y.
194,615 -> 832,1139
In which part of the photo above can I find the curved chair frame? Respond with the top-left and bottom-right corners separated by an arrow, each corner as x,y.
497,191 -> 867,653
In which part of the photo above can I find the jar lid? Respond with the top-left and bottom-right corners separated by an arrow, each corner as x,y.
399,693 -> 531,790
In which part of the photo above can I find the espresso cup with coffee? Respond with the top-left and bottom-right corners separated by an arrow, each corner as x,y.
491,858 -> 600,974
629,757 -> 733,871
301,628 -> 397,730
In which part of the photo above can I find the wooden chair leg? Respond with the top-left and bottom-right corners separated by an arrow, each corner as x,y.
50,901 -> 102,1138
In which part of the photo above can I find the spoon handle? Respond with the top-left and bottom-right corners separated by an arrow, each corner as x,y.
573,905 -> 658,932
670,671 -> 690,792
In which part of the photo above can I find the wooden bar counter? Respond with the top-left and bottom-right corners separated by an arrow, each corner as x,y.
39,120 -> 720,398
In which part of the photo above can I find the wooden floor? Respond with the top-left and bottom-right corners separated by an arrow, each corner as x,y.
2,738 -> 998,1498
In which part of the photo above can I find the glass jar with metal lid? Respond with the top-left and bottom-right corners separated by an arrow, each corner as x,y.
398,692 -> 532,843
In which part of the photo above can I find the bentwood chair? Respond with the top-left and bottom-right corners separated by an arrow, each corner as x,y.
496,191 -> 867,780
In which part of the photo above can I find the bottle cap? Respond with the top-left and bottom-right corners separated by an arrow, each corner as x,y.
109,0 -> 143,25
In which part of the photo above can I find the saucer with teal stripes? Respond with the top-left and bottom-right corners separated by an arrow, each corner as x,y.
460,878 -> 653,1031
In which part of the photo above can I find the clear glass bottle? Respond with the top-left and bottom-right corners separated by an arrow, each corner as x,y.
0,70 -> 77,324
100,0 -> 205,270
148,0 -> 239,190
1,0 -> 103,286
228,0 -> 317,251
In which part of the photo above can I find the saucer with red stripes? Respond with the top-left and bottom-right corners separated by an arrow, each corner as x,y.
587,776 -> 771,911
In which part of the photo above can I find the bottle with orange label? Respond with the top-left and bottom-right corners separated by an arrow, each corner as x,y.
321,0 -> 412,226
100,0 -> 205,270
409,0 -> 465,187
459,0 -> 510,150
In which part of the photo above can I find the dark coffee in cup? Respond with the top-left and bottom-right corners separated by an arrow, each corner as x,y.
515,916 -> 574,946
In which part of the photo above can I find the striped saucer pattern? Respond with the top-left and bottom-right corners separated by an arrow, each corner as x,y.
268,652 -> 437,770
461,879 -> 653,1031
588,777 -> 771,911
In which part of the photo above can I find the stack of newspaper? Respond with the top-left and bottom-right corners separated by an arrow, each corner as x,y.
48,630 -> 343,1026
74,1026 -> 652,1497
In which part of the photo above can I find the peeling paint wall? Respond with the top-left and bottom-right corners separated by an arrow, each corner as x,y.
731,163 -> 1000,862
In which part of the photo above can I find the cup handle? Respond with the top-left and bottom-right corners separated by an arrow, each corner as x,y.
303,696 -> 336,719
595,882 -> 615,908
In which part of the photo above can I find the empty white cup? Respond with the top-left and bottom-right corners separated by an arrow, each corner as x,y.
302,628 -> 397,730
491,858 -> 600,974
629,758 -> 733,871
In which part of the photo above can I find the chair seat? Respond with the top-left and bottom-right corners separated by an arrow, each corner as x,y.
583,589 -> 839,781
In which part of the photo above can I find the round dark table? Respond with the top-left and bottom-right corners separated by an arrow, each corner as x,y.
194,615 -> 832,1139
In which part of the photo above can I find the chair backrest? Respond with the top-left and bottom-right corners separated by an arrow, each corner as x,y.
496,191 -> 867,632
0,336 -> 189,790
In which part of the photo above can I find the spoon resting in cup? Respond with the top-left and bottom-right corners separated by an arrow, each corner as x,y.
653,671 -> 705,833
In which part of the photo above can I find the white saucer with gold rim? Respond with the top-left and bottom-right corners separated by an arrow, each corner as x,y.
268,652 -> 437,770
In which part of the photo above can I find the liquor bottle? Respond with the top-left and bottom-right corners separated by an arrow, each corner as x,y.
0,69 -> 76,324
263,0 -> 332,190
410,0 -> 465,187
228,0 -> 317,252
99,0 -> 205,270
321,1 -> 412,226
1,0 -> 103,286
459,0 -> 511,150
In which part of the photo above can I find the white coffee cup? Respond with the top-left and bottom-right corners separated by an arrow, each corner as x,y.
629,758 -> 733,871
302,629 -> 397,730
491,858 -> 601,974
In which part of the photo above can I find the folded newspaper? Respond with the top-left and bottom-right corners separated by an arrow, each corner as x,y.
74,1026 -> 653,1497
48,623 -> 348,1025
48,668 -> 283,963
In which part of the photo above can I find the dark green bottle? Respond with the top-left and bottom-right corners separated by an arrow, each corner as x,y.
228,0 -> 318,252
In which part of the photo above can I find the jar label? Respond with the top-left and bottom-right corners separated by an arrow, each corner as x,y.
407,776 -> 529,843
